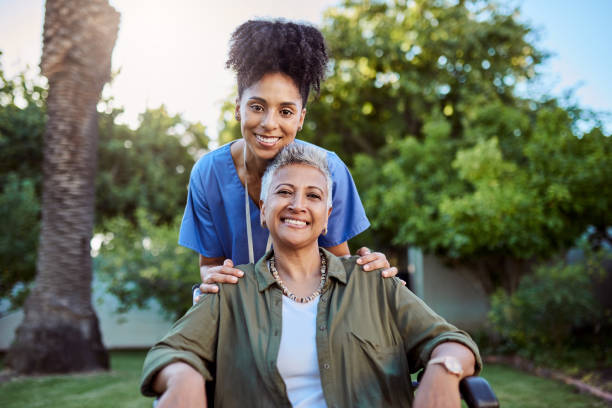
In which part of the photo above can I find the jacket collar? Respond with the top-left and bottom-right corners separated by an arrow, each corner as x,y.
255,247 -> 347,292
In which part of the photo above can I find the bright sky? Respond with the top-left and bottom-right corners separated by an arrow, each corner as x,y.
1,0 -> 610,139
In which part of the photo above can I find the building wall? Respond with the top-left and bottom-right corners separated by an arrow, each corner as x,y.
409,249 -> 490,331
0,280 -> 174,351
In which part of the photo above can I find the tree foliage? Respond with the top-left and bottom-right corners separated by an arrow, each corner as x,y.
0,63 -> 46,307
92,106 -> 209,318
96,104 -> 208,225
301,0 -> 544,160
291,0 -> 611,292
488,248 -> 611,362
0,64 -> 46,187
0,175 -> 40,307
94,210 -> 195,319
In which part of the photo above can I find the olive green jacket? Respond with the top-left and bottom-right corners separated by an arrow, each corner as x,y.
141,248 -> 481,407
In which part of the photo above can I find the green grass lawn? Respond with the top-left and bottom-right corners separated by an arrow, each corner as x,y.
0,351 -> 150,408
479,364 -> 609,408
0,351 -> 609,407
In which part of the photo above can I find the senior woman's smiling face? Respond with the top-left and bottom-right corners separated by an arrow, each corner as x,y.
261,164 -> 331,251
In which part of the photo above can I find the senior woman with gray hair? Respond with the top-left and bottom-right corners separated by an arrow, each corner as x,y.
141,143 -> 482,408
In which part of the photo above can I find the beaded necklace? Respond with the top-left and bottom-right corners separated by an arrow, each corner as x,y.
269,249 -> 327,303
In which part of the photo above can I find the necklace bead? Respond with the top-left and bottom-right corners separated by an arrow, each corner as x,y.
269,249 -> 327,303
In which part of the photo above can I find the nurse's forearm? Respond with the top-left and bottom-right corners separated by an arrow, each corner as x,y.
324,241 -> 350,257
199,254 -> 225,268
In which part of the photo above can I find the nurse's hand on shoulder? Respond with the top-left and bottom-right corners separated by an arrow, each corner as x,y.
356,247 -> 404,283
196,256 -> 244,301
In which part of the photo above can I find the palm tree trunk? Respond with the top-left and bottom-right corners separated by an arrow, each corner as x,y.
6,0 -> 119,374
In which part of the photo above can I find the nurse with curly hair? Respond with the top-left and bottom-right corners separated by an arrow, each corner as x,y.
179,19 -> 398,296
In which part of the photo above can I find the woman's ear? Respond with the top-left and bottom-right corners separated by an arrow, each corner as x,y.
322,206 -> 332,235
235,99 -> 241,121
260,200 -> 266,228
298,108 -> 307,130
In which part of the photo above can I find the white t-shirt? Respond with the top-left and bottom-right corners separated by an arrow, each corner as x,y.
276,296 -> 327,408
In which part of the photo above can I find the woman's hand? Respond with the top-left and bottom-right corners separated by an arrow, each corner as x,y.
153,362 -> 207,408
356,247 -> 399,278
196,255 -> 244,301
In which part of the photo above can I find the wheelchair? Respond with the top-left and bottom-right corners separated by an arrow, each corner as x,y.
182,286 -> 500,408
151,288 -> 500,407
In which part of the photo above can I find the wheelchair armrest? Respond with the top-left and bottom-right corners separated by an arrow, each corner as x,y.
460,376 -> 499,408
412,375 -> 499,408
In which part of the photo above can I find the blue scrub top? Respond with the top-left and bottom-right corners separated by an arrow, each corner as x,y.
178,140 -> 370,266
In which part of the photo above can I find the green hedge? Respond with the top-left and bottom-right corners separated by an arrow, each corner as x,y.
488,250 -> 611,366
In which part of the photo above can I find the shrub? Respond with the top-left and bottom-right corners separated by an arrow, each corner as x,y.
94,210 -> 197,319
488,251 -> 610,361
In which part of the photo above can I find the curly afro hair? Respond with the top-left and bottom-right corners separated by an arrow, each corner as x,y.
226,19 -> 328,106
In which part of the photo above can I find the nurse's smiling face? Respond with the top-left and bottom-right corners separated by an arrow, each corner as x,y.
236,72 -> 307,162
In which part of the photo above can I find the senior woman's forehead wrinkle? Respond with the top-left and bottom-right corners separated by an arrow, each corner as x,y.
273,165 -> 327,184
273,182 -> 296,189
271,182 -> 326,193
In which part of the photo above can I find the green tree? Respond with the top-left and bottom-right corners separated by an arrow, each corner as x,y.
0,175 -> 40,307
0,62 -> 46,187
7,0 -> 119,374
93,106 -> 209,318
94,211 -> 196,319
288,0 -> 611,293
96,105 -> 209,225
488,248 -> 611,362
0,58 -> 46,310
301,0 -> 543,162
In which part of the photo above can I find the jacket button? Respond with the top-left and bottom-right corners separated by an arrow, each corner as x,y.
323,363 -> 330,369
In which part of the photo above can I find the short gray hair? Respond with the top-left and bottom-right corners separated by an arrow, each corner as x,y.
260,143 -> 333,209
